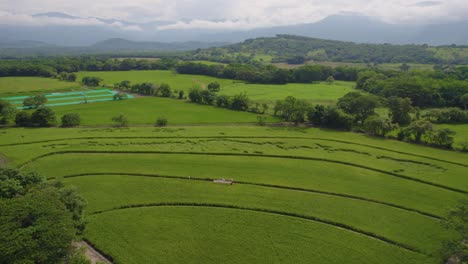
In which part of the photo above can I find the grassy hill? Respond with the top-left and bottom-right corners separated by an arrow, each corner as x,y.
191,35 -> 468,65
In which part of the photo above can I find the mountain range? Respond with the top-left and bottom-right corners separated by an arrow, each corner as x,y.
1,12 -> 468,46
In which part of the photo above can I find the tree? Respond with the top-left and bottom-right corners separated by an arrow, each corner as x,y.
112,114 -> 128,127
430,128 -> 456,148
81,76 -> 102,87
61,113 -> 81,127
274,96 -> 309,124
0,188 -> 77,264
23,94 -> 48,109
15,111 -> 31,127
207,82 -> 221,92
230,93 -> 249,111
364,116 -> 398,137
155,116 -> 168,127
31,107 -> 56,127
200,90 -> 216,105
461,93 -> 468,110
399,63 -> 410,72
0,168 -> 44,198
326,76 -> 335,84
159,83 -> 171,97
403,120 -> 433,143
216,95 -> 230,108
0,100 -> 16,124
257,115 -> 267,126
318,106 -> 353,130
188,87 -> 203,103
387,97 -> 413,125
178,90 -> 184,99
337,92 -> 378,123
113,93 -> 129,101
307,104 -> 326,125
441,200 -> 468,263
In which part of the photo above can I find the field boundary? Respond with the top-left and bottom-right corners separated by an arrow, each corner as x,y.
22,150 -> 468,194
3,135 -> 466,167
91,202 -> 426,254
59,172 -> 442,219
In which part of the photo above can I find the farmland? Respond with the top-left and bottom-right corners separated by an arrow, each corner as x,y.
0,77 -> 80,95
77,70 -> 356,105
1,124 -> 467,263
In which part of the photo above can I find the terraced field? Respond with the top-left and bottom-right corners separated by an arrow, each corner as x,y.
1,126 -> 467,264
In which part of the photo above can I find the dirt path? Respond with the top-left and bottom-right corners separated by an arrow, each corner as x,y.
73,241 -> 112,264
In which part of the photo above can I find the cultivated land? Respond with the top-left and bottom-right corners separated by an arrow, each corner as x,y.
1,125 -> 467,264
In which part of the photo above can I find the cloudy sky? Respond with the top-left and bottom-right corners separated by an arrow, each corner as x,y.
1,0 -> 467,31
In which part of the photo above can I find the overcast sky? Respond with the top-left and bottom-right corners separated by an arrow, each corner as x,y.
1,0 -> 467,31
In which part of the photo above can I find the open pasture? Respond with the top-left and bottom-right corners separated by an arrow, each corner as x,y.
0,77 -> 80,95
76,70 -> 356,105
49,97 -> 264,125
1,125 -> 467,264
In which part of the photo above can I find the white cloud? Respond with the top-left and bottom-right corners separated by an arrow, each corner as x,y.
1,0 -> 467,30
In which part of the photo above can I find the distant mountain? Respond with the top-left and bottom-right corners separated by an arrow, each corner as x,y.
0,38 -> 227,57
1,13 -> 468,47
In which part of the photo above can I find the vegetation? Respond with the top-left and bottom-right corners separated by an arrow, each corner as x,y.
61,113 -> 81,127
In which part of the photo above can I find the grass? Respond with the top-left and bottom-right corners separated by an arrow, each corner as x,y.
86,207 -> 431,264
76,70 -> 357,105
1,125 -> 467,263
45,97 -> 266,126
76,70 -> 235,90
0,77 -> 80,95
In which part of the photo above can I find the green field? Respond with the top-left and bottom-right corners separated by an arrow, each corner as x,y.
0,77 -> 80,95
1,125 -> 467,263
47,97 -> 266,125
76,70 -> 356,105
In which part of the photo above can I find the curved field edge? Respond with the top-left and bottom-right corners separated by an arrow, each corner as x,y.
64,174 -> 454,254
2,135 -> 467,168
23,152 -> 464,217
84,206 -> 434,264
60,172 -> 442,219
21,150 -> 468,193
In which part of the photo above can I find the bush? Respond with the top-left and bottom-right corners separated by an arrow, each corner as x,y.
159,83 -> 171,97
216,95 -> 230,108
257,115 -> 267,126
111,114 -> 128,127
178,90 -> 184,99
155,116 -> 168,127
207,82 -> 221,92
23,94 -> 48,109
363,116 -> 398,137
15,111 -> 31,127
188,87 -> 203,103
61,113 -> 81,127
230,93 -> 249,111
113,92 -> 129,100
31,107 -> 56,127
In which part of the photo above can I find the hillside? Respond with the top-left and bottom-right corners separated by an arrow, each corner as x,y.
191,35 -> 468,64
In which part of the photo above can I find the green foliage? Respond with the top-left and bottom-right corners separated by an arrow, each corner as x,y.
0,100 -> 16,124
230,93 -> 249,111
59,72 -> 77,82
15,111 -> 31,127
155,117 -> 168,127
188,86 -> 203,103
207,82 -> 221,92
461,93 -> 468,110
0,168 -> 44,198
441,200 -> 468,262
158,83 -> 172,97
178,90 -> 184,99
308,105 -> 353,130
387,97 -> 413,125
423,108 -> 468,124
31,107 -> 57,127
337,92 -> 378,123
81,76 -> 102,87
111,114 -> 128,127
274,96 -> 309,124
402,120 -> 433,143
23,94 -> 48,109
0,187 -> 77,264
113,92 -> 129,101
61,113 -> 81,127
364,116 -> 398,137
215,95 -> 230,108
429,128 -> 456,148
67,247 -> 91,264
256,115 -> 267,126
326,76 -> 335,84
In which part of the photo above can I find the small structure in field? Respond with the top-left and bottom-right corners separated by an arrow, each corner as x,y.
213,178 -> 234,185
